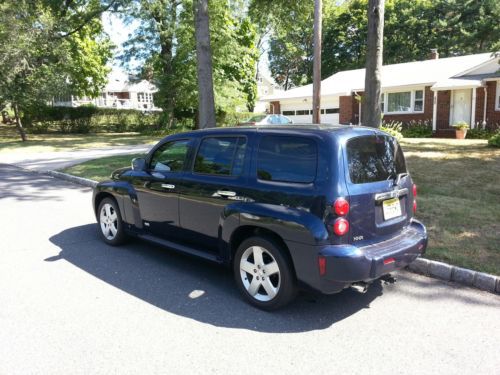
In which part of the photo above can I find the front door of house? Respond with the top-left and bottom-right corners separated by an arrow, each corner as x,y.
451,89 -> 472,125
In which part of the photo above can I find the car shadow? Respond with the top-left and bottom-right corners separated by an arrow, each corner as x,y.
48,224 -> 384,333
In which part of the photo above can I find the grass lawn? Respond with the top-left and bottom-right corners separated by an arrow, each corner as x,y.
61,138 -> 500,274
61,153 -> 144,182
401,138 -> 500,275
0,125 -> 158,154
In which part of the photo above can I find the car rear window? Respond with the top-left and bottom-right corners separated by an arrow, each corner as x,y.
346,135 -> 406,184
257,136 -> 317,183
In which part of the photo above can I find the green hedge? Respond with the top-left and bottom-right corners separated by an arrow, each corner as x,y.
23,106 -> 257,134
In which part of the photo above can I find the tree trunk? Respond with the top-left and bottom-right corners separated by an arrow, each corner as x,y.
13,103 -> 27,142
312,0 -> 322,124
362,0 -> 385,128
194,0 -> 216,129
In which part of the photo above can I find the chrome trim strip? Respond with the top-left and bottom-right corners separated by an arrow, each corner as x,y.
374,188 -> 409,202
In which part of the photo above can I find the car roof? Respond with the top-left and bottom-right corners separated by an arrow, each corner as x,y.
167,124 -> 388,140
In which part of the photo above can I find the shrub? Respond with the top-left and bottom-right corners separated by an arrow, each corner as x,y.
401,120 -> 433,138
467,128 -> 495,139
380,121 -> 403,140
488,132 -> 500,148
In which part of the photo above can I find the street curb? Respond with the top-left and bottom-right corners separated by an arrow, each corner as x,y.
37,168 -> 500,296
42,170 -> 98,188
407,258 -> 500,295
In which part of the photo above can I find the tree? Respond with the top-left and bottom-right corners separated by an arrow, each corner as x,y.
362,0 -> 385,128
0,0 -> 113,140
312,0 -> 322,123
194,0 -> 217,129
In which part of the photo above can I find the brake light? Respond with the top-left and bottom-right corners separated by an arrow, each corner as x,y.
413,184 -> 417,197
318,256 -> 326,276
384,257 -> 395,265
334,198 -> 350,216
333,218 -> 349,236
413,200 -> 417,213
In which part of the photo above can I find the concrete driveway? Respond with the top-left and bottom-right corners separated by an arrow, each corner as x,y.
0,143 -> 151,171
0,164 -> 499,374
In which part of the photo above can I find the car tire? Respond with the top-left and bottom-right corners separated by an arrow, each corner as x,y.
97,197 -> 127,246
233,236 -> 297,310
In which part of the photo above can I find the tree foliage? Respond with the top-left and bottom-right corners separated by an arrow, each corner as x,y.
121,0 -> 259,125
263,0 -> 500,87
0,0 -> 113,140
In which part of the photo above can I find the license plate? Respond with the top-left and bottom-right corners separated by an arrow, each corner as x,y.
382,198 -> 402,220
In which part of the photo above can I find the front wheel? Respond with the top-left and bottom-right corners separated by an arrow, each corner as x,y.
97,197 -> 127,246
233,236 -> 297,310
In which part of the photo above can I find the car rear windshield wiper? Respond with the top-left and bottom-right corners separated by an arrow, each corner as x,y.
394,172 -> 408,186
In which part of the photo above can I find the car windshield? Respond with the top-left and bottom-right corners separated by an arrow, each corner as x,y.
346,135 -> 407,184
245,115 -> 267,122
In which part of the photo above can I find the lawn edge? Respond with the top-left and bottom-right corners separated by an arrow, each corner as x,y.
43,169 -> 500,296
43,170 -> 98,188
406,257 -> 500,295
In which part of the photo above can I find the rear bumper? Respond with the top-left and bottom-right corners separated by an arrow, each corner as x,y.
290,219 -> 428,294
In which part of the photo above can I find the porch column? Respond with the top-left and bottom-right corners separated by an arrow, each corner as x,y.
483,87 -> 488,127
471,87 -> 476,128
432,90 -> 437,131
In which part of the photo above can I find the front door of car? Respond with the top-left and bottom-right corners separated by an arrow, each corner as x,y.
178,136 -> 249,252
132,139 -> 191,240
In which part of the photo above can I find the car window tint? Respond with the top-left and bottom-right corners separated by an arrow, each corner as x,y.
257,136 -> 317,183
150,140 -> 190,172
194,137 -> 247,176
347,135 -> 407,184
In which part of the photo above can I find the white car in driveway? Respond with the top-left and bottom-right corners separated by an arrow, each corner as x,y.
239,114 -> 293,126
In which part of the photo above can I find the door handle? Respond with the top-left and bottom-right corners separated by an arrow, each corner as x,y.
161,184 -> 175,189
216,190 -> 236,197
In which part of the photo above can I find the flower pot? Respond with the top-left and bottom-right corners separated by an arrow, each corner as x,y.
455,129 -> 467,139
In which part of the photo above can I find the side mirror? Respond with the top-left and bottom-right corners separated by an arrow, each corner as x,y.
131,157 -> 146,171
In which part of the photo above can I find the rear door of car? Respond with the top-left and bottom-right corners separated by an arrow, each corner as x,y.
177,135 -> 249,252
343,134 -> 413,244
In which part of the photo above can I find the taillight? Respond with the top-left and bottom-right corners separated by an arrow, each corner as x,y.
333,218 -> 349,236
412,184 -> 417,213
334,197 -> 350,216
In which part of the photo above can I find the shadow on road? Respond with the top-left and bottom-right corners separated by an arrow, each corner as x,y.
48,224 -> 384,333
0,164 -> 88,201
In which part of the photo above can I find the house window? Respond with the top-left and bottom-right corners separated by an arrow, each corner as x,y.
496,81 -> 500,111
387,92 -> 411,112
282,110 -> 295,116
138,92 -> 153,103
296,110 -> 309,115
383,89 -> 425,114
325,108 -> 339,114
414,90 -> 424,111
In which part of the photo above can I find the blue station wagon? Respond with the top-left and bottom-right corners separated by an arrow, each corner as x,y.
93,125 -> 428,309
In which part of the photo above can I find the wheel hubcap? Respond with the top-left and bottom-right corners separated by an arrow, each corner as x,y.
240,246 -> 281,302
100,203 -> 118,240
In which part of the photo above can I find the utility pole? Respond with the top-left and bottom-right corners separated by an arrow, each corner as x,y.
363,0 -> 385,128
312,0 -> 322,124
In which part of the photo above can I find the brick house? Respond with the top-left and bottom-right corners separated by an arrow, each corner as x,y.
261,51 -> 500,136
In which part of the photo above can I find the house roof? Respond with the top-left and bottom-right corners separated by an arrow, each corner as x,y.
262,52 -> 496,101
104,69 -> 158,93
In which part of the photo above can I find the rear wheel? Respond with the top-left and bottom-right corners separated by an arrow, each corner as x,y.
233,236 -> 297,310
97,197 -> 126,246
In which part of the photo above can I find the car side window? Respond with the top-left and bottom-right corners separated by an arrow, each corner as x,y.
257,136 -> 317,183
194,136 -> 247,176
149,139 -> 190,172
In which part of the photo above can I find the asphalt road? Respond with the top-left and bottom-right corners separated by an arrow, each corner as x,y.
1,164 -> 499,375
